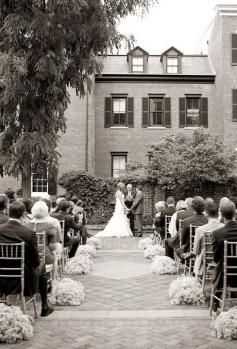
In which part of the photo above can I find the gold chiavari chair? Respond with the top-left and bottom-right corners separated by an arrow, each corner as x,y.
174,219 -> 184,274
184,224 -> 199,275
202,231 -> 214,293
36,232 -> 53,285
210,241 -> 237,315
59,220 -> 69,271
164,215 -> 172,240
0,242 -> 37,317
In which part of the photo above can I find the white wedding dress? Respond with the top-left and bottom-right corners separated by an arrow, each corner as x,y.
96,190 -> 133,238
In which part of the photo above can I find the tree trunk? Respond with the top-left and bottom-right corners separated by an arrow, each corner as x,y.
22,159 -> 31,199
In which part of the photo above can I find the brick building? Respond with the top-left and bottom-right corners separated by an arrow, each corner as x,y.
0,4 -> 237,196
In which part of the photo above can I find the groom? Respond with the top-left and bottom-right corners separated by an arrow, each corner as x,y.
124,183 -> 135,234
128,185 -> 144,237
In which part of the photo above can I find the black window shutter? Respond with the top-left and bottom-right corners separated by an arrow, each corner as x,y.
201,98 -> 208,128
142,97 -> 149,128
48,167 -> 57,196
232,34 -> 237,64
127,97 -> 134,128
104,97 -> 112,128
232,89 -> 237,121
179,98 -> 186,128
164,98 -> 171,128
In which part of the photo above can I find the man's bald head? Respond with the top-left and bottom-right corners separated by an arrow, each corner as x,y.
127,184 -> 132,190
220,200 -> 236,221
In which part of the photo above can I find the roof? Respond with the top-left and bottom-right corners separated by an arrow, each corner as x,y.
97,55 -> 215,76
160,46 -> 183,57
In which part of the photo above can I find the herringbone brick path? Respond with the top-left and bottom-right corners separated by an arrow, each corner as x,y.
2,237 -> 235,348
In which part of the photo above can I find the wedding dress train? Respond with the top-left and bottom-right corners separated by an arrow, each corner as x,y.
96,190 -> 133,238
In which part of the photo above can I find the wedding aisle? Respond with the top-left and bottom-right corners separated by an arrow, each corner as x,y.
3,237 -> 236,349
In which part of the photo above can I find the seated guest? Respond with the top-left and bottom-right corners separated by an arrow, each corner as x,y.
51,196 -> 66,213
51,200 -> 82,258
153,201 -> 166,240
193,204 -> 224,277
75,200 -> 88,245
26,201 -> 57,266
16,188 -> 23,199
0,195 -> 9,225
169,200 -> 188,238
0,201 -> 54,316
4,188 -> 16,204
20,198 -> 33,223
212,200 -> 237,311
175,197 -> 194,231
176,196 -> 208,257
165,196 -> 176,216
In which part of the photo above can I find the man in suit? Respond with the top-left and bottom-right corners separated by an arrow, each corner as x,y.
0,201 -> 54,317
175,196 -> 208,257
128,185 -> 144,237
51,200 -> 82,257
158,196 -> 176,240
211,200 -> 237,311
124,183 -> 135,234
0,195 -> 9,225
74,200 -> 88,245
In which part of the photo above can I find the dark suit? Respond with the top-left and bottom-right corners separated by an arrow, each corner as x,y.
158,206 -> 176,240
0,220 -> 40,296
51,210 -> 81,257
130,191 -> 144,235
125,191 -> 135,233
176,213 -> 208,256
0,212 -> 9,225
212,221 -> 237,293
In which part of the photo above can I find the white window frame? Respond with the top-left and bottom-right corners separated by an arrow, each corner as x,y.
132,56 -> 144,72
112,98 -> 127,126
167,57 -> 178,74
111,153 -> 127,178
31,167 -> 49,197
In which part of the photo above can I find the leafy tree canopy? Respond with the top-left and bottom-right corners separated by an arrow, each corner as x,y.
147,128 -> 237,191
0,0 -> 157,176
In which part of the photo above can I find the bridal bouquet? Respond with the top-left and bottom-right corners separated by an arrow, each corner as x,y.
76,244 -> 96,258
0,304 -> 34,344
138,237 -> 153,250
49,278 -> 85,306
144,244 -> 165,259
151,256 -> 176,275
65,255 -> 93,275
211,307 -> 237,340
87,236 -> 103,250
168,276 -> 205,305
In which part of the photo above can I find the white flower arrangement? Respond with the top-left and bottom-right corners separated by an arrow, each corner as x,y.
0,304 -> 33,344
144,244 -> 165,259
49,278 -> 85,306
87,236 -> 103,249
76,244 -> 96,258
211,307 -> 237,340
138,237 -> 153,250
151,256 -> 177,275
168,276 -> 205,305
65,255 -> 93,275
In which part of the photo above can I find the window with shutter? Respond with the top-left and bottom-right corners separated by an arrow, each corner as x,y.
232,89 -> 237,121
232,34 -> 237,65
112,98 -> 126,126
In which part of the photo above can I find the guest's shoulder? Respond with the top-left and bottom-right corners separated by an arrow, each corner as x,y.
212,225 -> 226,238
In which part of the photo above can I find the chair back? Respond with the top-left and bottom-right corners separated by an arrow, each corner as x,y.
223,241 -> 237,291
203,231 -> 214,289
189,224 -> 199,252
165,215 -> 172,239
59,220 -> 65,247
0,242 -> 25,293
36,232 -> 46,264
178,219 -> 184,247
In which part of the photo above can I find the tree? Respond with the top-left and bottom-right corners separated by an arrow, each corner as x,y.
147,128 -> 237,193
0,0 -> 157,196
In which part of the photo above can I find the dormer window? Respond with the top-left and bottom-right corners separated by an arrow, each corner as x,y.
160,46 -> 183,74
127,46 -> 149,73
167,57 -> 178,74
132,57 -> 144,72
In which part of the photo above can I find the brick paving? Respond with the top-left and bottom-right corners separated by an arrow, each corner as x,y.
2,237 -> 236,349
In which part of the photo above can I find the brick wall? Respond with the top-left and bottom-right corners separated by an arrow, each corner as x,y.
94,82 -> 215,177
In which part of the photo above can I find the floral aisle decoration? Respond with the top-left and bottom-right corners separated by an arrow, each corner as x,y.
151,256 -> 176,275
87,236 -> 103,250
0,304 -> 33,344
211,307 -> 237,340
49,278 -> 85,306
76,244 -> 96,258
138,237 -> 153,250
65,255 -> 93,275
144,244 -> 165,259
168,276 -> 205,305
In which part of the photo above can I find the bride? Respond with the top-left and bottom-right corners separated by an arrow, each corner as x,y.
96,182 -> 133,238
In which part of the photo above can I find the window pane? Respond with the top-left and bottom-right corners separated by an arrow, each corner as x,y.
113,98 -> 126,113
112,156 -> 126,178
133,57 -> 143,65
186,98 -> 200,127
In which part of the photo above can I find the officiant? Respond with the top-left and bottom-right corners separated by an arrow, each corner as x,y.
125,183 -> 135,234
